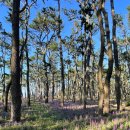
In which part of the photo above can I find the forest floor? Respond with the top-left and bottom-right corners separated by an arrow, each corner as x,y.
0,98 -> 130,130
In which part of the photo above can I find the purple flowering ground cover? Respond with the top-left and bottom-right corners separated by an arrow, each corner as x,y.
0,99 -> 130,130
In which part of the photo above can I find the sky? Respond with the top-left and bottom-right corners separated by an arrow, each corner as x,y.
0,0 -> 129,40
0,0 -> 130,66
0,0 -> 130,94
0,0 -> 129,67
41,0 -> 130,54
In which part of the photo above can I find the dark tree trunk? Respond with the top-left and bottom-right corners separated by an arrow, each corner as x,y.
26,45 -> 30,106
44,55 -> 49,103
91,54 -> 95,100
3,5 -> 28,112
86,34 -> 92,100
110,0 -> 121,111
2,59 -> 5,103
52,73 -> 55,101
4,80 -> 11,112
80,52 -> 84,103
4,45 -> 25,112
83,27 -> 87,109
67,50 -> 70,100
10,0 -> 21,122
67,66 -> 70,100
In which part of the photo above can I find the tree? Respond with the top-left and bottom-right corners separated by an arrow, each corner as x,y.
102,2 -> 113,114
10,0 -> 21,121
96,0 -> 105,115
57,0 -> 65,106
110,0 -> 121,111
95,0 -> 113,115
77,0 -> 96,109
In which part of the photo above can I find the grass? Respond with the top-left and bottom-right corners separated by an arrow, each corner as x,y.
0,101 -> 87,130
1,100 -> 130,130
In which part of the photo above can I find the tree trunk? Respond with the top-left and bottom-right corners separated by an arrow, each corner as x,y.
10,0 -> 21,122
44,54 -> 49,103
83,27 -> 87,109
96,4 -> 105,115
4,2 -> 29,112
52,73 -> 55,101
4,80 -> 11,112
67,50 -> 70,100
91,54 -> 95,100
4,41 -> 26,113
24,1 -> 30,107
86,33 -> 92,100
72,54 -> 78,103
102,7 -> 113,115
2,59 -> 5,103
26,45 -> 30,106
67,66 -> 70,100
80,52 -> 84,103
58,0 -> 65,106
110,0 -> 121,111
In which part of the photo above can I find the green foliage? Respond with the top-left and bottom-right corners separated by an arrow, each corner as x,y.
1,102 -> 88,130
2,101 -> 130,130
77,60 -> 82,67
64,9 -> 78,21
0,0 -> 12,7
30,7 -> 58,32
126,101 -> 130,106
48,42 -> 58,51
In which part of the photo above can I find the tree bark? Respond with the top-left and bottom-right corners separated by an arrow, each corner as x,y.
4,80 -> 11,112
96,3 -> 105,115
91,54 -> 95,100
10,0 -> 21,122
52,73 -> 55,101
67,50 -> 70,100
86,34 -> 92,100
43,54 -> 49,103
4,1 -> 29,112
72,54 -> 78,103
26,45 -> 30,106
102,7 -> 113,115
110,0 -> 121,111
83,26 -> 87,109
2,59 -> 5,103
58,0 -> 65,106
25,3 -> 30,106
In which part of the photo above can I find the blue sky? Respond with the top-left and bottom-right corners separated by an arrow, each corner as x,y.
0,0 -> 130,71
0,0 -> 129,39
0,0 -> 130,94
